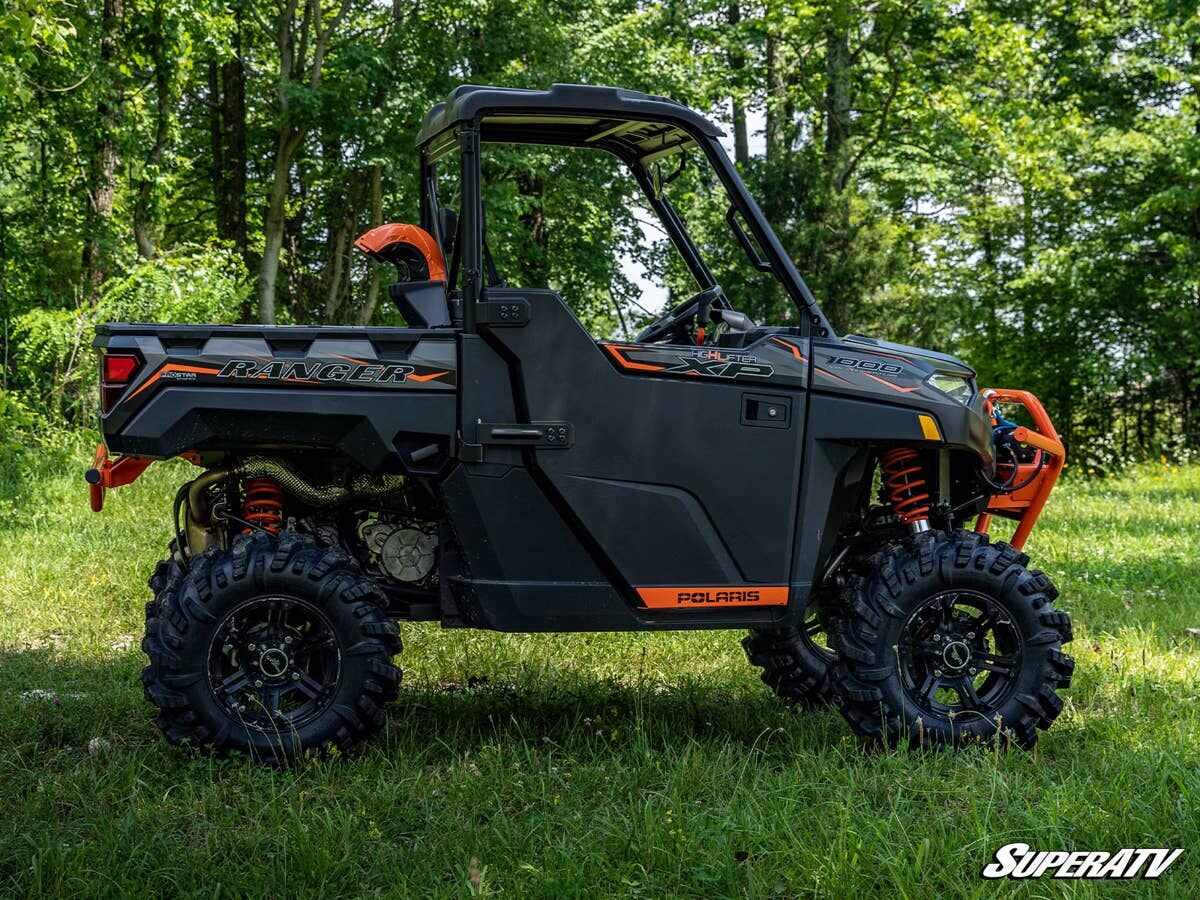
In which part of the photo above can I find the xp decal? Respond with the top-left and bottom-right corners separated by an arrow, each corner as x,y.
601,342 -> 774,381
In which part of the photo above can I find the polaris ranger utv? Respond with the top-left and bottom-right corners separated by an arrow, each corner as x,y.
90,85 -> 1073,760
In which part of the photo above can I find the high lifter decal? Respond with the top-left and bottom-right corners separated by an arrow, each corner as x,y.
600,342 -> 774,381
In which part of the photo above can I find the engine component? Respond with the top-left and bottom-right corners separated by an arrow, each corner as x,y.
236,456 -> 407,507
358,515 -> 438,585
880,447 -> 931,531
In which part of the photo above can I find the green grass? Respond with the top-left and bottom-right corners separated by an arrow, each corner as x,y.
1,438 -> 1198,897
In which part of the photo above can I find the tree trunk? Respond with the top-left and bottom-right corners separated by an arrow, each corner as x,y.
84,0 -> 124,299
220,3 -> 249,268
256,0 -> 352,324
358,162 -> 384,324
134,0 -> 171,259
323,219 -> 349,321
728,1 -> 749,167
259,131 -> 298,324
820,11 -> 853,331
765,31 -> 783,163
823,15 -> 851,181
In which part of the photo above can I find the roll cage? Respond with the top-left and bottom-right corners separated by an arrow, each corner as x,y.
414,83 -> 834,338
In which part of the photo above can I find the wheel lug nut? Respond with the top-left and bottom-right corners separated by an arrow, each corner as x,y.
967,632 -> 976,639
248,643 -> 256,651
934,669 -> 943,677
292,672 -> 300,680
254,679 -> 263,688
970,668 -> 977,675
284,636 -> 292,645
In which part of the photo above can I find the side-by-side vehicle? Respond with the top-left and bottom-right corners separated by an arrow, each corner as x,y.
89,84 -> 1073,760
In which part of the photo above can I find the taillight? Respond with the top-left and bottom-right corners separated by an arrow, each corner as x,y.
100,352 -> 141,413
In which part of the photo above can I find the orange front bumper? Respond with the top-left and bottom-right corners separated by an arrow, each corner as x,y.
974,389 -> 1066,550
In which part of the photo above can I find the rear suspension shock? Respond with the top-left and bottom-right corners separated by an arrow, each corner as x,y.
241,477 -> 284,534
879,447 -> 931,533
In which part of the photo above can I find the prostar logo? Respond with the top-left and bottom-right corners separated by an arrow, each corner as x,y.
982,843 -> 1183,880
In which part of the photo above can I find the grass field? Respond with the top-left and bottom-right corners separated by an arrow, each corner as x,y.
0,437 -> 1197,897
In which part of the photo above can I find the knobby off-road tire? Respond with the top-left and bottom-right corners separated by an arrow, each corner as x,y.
743,598 -> 838,707
832,530 -> 1074,749
142,531 -> 401,762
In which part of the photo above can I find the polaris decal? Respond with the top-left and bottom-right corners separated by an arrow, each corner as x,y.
636,585 -> 789,608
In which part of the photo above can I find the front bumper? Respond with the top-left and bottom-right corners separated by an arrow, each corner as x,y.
974,389 -> 1066,549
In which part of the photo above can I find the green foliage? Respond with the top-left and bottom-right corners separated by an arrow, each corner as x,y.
0,0 -> 1196,465
5,246 -> 248,425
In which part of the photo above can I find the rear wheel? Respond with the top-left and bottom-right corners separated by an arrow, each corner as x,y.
743,596 -> 838,707
141,531 -> 401,762
832,530 -> 1074,748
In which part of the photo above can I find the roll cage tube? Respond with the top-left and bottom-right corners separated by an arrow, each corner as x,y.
417,108 -> 835,340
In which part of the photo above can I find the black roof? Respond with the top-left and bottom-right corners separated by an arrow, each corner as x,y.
416,84 -> 725,162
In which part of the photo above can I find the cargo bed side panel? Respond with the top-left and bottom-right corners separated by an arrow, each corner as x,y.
95,325 -> 458,470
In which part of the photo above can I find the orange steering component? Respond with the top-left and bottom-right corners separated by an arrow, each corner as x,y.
353,223 -> 446,282
975,389 -> 1066,550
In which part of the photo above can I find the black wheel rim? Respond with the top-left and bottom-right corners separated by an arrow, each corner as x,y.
898,589 -> 1024,721
206,595 -> 342,732
800,604 -> 836,663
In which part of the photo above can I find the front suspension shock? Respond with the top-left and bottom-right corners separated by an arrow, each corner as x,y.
880,447 -> 931,532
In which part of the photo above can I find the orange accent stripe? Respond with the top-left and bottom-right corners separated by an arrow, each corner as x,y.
636,585 -> 789,609
859,371 -> 919,393
128,363 -> 222,398
771,337 -> 807,362
601,342 -> 666,373
407,370 -> 448,383
814,366 -> 854,385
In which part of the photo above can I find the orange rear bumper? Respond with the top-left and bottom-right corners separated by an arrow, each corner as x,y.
85,444 -> 155,512
974,389 -> 1065,550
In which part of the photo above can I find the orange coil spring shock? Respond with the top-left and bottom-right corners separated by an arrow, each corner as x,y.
241,478 -> 283,534
879,447 -> 931,526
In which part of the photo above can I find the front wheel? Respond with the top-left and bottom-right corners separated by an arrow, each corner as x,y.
831,531 -> 1074,749
142,531 -> 401,762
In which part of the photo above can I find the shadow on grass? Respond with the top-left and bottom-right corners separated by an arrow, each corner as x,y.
5,637 -> 1196,774
383,674 -> 847,759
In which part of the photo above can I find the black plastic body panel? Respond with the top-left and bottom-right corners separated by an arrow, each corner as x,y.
95,324 -> 457,471
95,299 -> 996,634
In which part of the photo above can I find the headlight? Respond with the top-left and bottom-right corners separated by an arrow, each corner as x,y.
926,373 -> 974,405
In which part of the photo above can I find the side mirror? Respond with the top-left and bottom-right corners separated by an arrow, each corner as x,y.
438,208 -> 458,260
